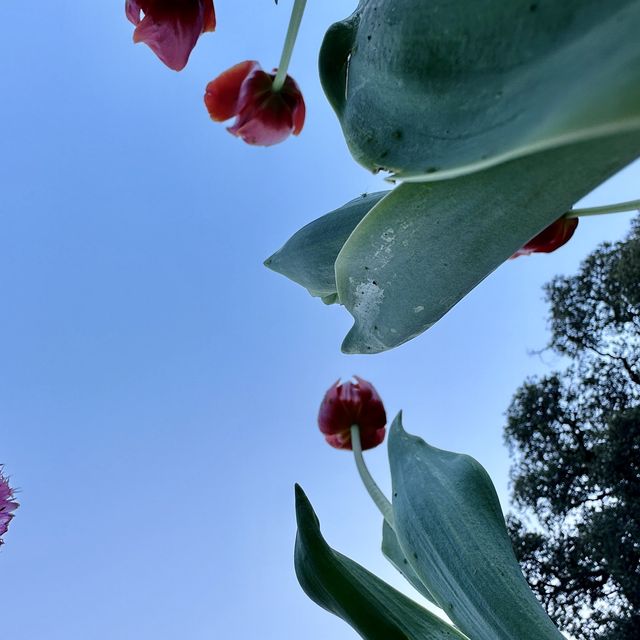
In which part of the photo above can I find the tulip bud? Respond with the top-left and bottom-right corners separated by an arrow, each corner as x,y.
318,377 -> 387,450
204,60 -> 306,146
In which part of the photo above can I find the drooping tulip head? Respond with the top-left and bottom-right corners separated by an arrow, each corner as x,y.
318,377 -> 387,450
0,468 -> 18,545
204,60 -> 306,146
511,217 -> 579,259
126,0 -> 216,71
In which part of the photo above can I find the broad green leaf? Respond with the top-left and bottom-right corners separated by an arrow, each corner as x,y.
387,414 -> 564,640
336,132 -> 640,353
265,192 -> 388,299
382,519 -> 439,606
320,0 -> 640,180
294,485 -> 468,640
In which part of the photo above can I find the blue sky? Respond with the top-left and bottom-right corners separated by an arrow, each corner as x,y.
1,3 -> 638,639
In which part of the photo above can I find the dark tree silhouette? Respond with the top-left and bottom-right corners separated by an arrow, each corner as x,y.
505,217 -> 640,640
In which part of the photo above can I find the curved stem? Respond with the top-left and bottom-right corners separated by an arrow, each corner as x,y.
566,198 -> 640,219
273,0 -> 307,92
350,425 -> 395,529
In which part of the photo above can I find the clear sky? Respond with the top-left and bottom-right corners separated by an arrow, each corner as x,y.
1,3 -> 638,639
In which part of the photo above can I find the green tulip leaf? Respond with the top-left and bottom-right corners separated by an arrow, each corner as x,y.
294,485 -> 468,640
269,1 -> 640,353
382,519 -> 439,606
265,192 -> 388,300
387,414 -> 563,640
336,132 -> 640,353
320,0 -> 640,180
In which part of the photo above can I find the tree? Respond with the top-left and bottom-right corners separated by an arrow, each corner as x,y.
505,217 -> 640,640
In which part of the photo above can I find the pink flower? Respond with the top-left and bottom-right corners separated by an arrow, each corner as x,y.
126,0 -> 216,71
0,468 -> 18,545
511,217 -> 579,259
318,377 -> 387,451
204,60 -> 306,146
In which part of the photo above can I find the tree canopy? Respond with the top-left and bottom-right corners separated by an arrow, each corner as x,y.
505,217 -> 640,640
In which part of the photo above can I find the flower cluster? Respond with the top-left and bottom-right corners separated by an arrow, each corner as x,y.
0,468 -> 18,545
126,0 -> 305,145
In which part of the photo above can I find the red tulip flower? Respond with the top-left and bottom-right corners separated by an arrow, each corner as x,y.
0,467 -> 18,545
204,60 -> 306,146
126,0 -> 216,71
511,217 -> 579,259
318,377 -> 387,451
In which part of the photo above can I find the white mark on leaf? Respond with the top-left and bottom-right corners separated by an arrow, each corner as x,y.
351,279 -> 384,340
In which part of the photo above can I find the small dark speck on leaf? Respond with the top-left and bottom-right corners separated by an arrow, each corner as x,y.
529,3 -> 538,12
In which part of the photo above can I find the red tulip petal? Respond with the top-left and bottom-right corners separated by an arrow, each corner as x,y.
353,376 -> 387,432
227,118 -> 291,147
132,0 -> 204,71
291,95 -> 306,136
125,0 -> 142,25
359,427 -> 387,451
203,0 -> 216,32
318,381 -> 353,436
511,217 -> 579,259
324,430 -> 353,450
205,60 -> 260,122
229,107 -> 294,146
279,74 -> 306,136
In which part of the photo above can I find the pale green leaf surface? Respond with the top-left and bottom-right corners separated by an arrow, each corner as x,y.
336,132 -> 640,353
387,414 -> 563,640
320,0 -> 640,180
294,485 -> 468,640
382,519 -> 439,606
265,192 -> 388,299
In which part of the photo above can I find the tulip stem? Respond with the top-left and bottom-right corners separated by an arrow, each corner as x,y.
566,198 -> 640,219
273,0 -> 307,92
351,425 -> 395,529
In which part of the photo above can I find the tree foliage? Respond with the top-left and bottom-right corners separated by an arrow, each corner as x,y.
505,218 -> 640,640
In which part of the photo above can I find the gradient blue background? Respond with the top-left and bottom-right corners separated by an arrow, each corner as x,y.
1,3 -> 638,638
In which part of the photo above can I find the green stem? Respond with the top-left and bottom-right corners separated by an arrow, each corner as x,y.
272,0 -> 307,92
566,198 -> 640,219
350,425 -> 395,529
